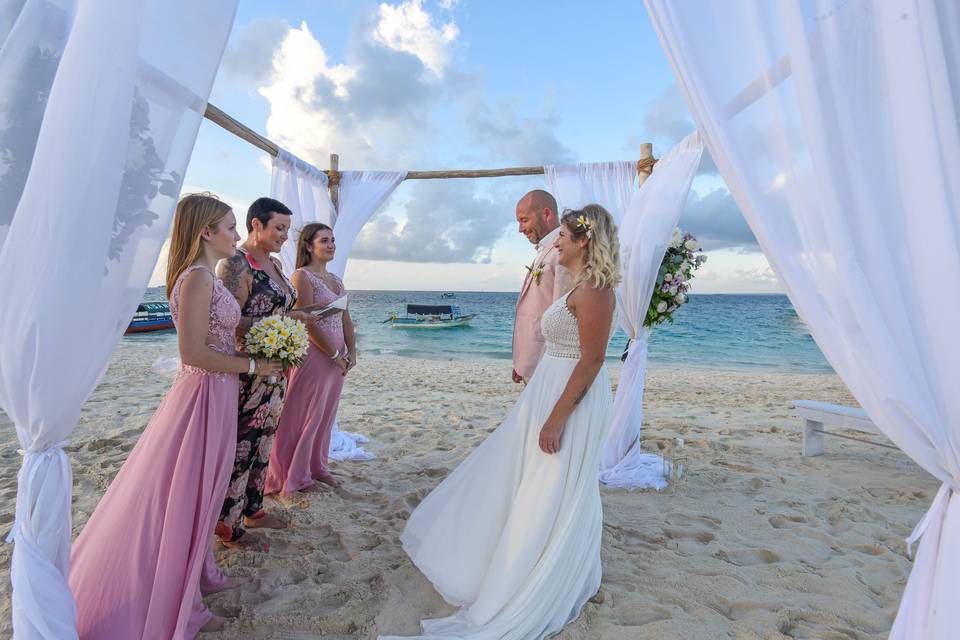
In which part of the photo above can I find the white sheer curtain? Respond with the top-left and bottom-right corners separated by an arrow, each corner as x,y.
599,133 -> 703,489
0,0 -> 236,636
271,149 -> 335,274
327,170 -> 406,278
646,1 -> 960,636
544,161 -> 637,222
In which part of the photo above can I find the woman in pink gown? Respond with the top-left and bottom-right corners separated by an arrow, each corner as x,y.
266,222 -> 356,494
69,193 -> 282,639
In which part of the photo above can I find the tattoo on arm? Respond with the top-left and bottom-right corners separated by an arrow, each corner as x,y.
217,254 -> 248,303
573,387 -> 588,405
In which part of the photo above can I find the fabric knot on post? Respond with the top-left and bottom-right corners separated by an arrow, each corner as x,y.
18,440 -> 70,458
636,156 -> 658,175
906,482 -> 955,557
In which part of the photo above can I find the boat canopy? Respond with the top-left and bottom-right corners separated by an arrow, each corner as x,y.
406,304 -> 459,315
137,301 -> 171,313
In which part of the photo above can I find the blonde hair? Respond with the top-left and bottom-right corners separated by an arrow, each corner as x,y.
165,192 -> 232,297
560,204 -> 621,289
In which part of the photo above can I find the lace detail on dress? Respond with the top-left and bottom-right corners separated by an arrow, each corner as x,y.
170,265 -> 242,379
299,269 -> 345,335
541,290 -> 581,359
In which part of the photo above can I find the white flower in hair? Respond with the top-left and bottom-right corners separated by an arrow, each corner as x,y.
575,214 -> 594,239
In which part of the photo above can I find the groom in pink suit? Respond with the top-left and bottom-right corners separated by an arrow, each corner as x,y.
512,189 -> 571,383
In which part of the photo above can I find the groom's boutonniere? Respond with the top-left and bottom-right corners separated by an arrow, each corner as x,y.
525,262 -> 545,285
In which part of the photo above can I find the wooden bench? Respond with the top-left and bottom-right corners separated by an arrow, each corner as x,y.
790,400 -> 890,456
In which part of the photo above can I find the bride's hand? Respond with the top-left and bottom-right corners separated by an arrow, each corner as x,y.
538,419 -> 565,454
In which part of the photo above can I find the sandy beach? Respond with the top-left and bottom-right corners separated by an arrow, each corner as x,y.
0,347 -> 937,639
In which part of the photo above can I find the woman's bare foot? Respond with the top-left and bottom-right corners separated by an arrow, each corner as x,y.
199,614 -> 227,633
315,472 -> 342,488
219,531 -> 269,552
216,575 -> 251,592
244,511 -> 287,530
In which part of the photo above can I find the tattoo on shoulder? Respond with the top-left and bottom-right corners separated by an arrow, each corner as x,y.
573,387 -> 588,405
217,253 -> 247,295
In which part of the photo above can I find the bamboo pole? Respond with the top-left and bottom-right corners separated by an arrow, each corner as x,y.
204,103 -> 279,156
404,166 -> 545,179
202,102 -> 654,184
636,142 -> 655,186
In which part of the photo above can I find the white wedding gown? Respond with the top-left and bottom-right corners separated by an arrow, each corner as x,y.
381,290 -> 613,640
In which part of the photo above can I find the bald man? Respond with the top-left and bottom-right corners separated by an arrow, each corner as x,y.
511,189 -> 572,383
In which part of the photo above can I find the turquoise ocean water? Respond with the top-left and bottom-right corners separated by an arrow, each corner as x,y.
138,289 -> 832,374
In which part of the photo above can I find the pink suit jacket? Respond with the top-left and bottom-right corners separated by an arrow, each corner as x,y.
512,241 -> 571,381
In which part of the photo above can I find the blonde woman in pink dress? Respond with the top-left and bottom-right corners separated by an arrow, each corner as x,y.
266,222 -> 356,495
69,193 -> 282,639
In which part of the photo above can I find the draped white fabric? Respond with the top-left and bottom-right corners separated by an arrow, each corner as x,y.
327,170 -> 406,278
271,149 -> 335,274
646,1 -> 960,636
599,133 -> 703,489
544,161 -> 637,222
0,0 -> 236,636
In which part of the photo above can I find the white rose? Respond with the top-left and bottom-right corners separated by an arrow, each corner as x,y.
663,272 -> 673,282
675,292 -> 686,304
656,301 -> 668,313
684,239 -> 699,250
671,228 -> 683,247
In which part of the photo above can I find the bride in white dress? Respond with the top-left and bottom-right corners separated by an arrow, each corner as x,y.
380,204 -> 620,640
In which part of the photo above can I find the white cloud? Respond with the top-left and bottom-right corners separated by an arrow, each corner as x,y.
221,17 -> 291,86
373,0 -> 459,77
351,180 -> 511,263
258,22 -> 356,166
255,7 -> 453,169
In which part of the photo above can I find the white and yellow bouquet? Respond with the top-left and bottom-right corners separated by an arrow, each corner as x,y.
244,314 -> 310,381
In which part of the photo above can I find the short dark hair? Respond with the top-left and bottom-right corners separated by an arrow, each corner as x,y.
246,197 -> 292,232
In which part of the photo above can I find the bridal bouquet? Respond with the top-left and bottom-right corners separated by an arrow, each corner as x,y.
244,314 -> 310,381
645,229 -> 707,328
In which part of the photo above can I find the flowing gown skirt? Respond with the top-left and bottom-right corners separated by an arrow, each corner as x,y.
265,341 -> 345,496
383,354 -> 613,640
69,369 -> 239,639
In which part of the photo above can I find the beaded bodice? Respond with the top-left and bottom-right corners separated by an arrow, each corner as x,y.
170,265 -> 241,357
541,290 -> 581,359
298,269 -> 345,338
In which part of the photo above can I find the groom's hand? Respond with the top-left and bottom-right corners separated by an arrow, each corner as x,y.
511,369 -> 523,383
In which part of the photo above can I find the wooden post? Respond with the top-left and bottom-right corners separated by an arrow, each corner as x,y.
329,153 -> 340,222
802,418 -> 825,457
637,142 -> 654,187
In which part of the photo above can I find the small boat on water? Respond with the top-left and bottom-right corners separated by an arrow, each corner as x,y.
125,301 -> 175,334
441,292 -> 456,299
385,304 -> 475,328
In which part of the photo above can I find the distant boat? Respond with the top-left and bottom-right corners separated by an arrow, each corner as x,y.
441,292 -> 456,299
125,301 -> 175,334
385,304 -> 475,328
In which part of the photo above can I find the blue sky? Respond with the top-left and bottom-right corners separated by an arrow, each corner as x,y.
174,0 -> 780,293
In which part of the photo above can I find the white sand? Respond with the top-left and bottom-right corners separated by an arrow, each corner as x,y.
0,350 -> 937,639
